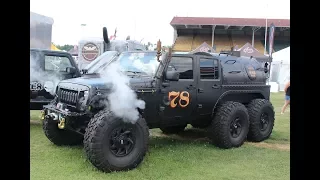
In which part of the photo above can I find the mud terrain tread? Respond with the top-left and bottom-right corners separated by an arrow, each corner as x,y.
247,99 -> 275,142
43,118 -> 83,146
208,101 -> 249,149
83,109 -> 149,172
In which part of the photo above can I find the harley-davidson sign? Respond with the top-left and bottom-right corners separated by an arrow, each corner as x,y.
246,65 -> 257,80
82,43 -> 99,61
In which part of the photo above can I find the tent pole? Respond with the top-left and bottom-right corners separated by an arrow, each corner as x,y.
264,4 -> 268,55
212,25 -> 216,48
252,28 -> 255,47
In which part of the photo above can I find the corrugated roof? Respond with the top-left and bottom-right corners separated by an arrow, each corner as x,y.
170,17 -> 290,27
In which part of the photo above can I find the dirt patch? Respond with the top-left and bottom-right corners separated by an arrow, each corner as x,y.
246,142 -> 290,151
30,120 -> 41,125
151,129 -> 290,151
151,128 -> 210,142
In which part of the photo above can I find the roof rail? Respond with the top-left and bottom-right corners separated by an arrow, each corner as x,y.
192,52 -> 213,56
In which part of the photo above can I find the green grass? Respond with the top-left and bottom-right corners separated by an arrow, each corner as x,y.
30,92 -> 290,180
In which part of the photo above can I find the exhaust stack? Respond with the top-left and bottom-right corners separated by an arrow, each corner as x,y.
103,27 -> 110,44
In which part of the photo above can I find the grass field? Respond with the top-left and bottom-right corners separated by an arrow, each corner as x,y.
30,92 -> 290,180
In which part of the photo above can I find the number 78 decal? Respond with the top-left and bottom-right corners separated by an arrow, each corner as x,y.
168,91 -> 190,108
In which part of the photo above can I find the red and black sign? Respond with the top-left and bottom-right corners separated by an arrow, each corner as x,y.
82,43 -> 99,61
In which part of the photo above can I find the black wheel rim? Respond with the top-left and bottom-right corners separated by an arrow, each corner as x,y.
260,113 -> 269,131
109,127 -> 135,157
230,117 -> 242,138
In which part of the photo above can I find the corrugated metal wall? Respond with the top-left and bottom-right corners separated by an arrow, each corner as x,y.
30,12 -> 54,50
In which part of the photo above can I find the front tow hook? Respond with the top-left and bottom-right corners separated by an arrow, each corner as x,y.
45,112 -> 65,129
58,117 -> 66,129
45,113 -> 58,121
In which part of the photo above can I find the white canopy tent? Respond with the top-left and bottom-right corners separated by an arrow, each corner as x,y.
269,47 -> 290,91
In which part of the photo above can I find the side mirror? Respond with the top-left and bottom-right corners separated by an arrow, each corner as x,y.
66,67 -> 76,74
165,70 -> 179,81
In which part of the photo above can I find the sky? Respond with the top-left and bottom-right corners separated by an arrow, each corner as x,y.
30,0 -> 290,46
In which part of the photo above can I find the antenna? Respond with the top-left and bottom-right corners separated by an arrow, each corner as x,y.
156,39 -> 162,62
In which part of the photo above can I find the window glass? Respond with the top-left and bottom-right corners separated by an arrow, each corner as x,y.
168,57 -> 193,79
200,58 -> 219,79
45,55 -> 72,72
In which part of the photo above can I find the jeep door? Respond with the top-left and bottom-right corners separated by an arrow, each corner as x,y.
196,56 -> 222,117
159,55 -> 198,126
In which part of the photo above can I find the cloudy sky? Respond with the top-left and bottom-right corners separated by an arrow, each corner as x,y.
30,0 -> 290,46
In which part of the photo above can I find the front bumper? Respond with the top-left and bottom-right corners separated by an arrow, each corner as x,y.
42,104 -> 89,130
43,104 -> 87,118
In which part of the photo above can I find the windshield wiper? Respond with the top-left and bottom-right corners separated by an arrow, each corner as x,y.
125,71 -> 143,74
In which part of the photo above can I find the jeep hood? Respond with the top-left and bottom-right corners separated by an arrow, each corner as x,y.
58,73 -> 154,89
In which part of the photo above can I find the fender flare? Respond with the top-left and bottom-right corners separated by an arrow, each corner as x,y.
212,90 -> 266,114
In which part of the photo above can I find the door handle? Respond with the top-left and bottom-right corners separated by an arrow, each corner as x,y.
229,71 -> 241,74
212,84 -> 220,89
198,88 -> 204,93
187,84 -> 196,90
162,82 -> 170,87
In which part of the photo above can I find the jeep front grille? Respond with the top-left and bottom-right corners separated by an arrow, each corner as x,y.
59,88 -> 79,106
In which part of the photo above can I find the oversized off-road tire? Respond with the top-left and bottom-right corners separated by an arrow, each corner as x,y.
84,109 -> 149,173
160,125 -> 186,134
207,101 -> 249,149
42,117 -> 83,146
247,99 -> 275,142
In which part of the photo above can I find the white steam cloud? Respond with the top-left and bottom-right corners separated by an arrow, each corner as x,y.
100,61 -> 146,124
129,54 -> 159,76
30,53 -> 63,95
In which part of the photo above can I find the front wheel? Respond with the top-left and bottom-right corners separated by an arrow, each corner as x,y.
83,110 -> 149,173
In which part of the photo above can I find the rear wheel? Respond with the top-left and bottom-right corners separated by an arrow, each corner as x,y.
84,109 -> 149,172
207,101 -> 249,149
247,99 -> 275,142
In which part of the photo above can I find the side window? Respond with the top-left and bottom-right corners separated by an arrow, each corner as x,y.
199,58 -> 219,80
168,57 -> 193,79
44,55 -> 72,72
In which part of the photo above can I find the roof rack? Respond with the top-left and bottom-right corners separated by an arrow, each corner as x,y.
219,50 -> 240,57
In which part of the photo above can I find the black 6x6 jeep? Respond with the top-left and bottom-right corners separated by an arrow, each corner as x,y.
41,44 -> 275,173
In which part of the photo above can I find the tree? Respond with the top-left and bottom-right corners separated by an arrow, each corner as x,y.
56,44 -> 74,51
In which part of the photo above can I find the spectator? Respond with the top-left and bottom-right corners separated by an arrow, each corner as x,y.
281,80 -> 290,114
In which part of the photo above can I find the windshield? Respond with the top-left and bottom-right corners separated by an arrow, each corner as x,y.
96,52 -> 161,76
86,51 -> 118,73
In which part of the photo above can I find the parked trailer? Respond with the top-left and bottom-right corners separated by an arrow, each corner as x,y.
30,12 -> 54,50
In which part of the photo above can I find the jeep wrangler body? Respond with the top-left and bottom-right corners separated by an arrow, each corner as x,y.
41,49 -> 275,173
30,48 -> 81,110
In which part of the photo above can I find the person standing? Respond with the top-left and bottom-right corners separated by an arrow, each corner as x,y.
281,81 -> 290,114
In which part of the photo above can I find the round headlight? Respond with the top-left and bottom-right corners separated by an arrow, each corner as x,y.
84,90 -> 89,98
44,81 -> 54,94
79,90 -> 89,111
